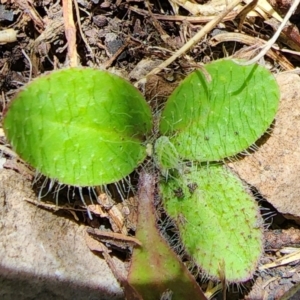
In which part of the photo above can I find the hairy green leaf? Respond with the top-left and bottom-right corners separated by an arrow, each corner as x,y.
160,164 -> 263,282
159,59 -> 279,161
3,68 -> 152,186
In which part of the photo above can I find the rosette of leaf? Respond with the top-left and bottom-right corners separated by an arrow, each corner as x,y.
3,68 -> 152,187
157,59 -> 280,282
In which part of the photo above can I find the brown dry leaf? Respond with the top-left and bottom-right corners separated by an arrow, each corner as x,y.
97,193 -> 127,234
30,18 -> 64,53
88,203 -> 108,218
116,196 -> 138,232
269,0 -> 300,15
229,73 -> 300,221
265,18 -> 300,52
108,206 -> 127,234
3,159 -> 34,180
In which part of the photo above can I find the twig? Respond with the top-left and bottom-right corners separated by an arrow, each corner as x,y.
15,0 -> 44,32
62,0 -> 78,67
73,0 -> 94,60
259,248 -> 300,270
210,32 -> 294,70
145,0 -> 170,43
129,6 -> 239,24
1,91 -> 6,112
0,29 -> 17,44
135,0 -> 243,85
236,0 -> 258,31
0,145 -> 18,159
236,0 -> 300,65
103,39 -> 130,69
87,227 -> 142,247
21,49 -> 32,82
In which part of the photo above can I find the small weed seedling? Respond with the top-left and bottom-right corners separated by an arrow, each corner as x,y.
3,59 -> 280,297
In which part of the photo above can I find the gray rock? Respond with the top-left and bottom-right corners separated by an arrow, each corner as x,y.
0,169 -> 124,300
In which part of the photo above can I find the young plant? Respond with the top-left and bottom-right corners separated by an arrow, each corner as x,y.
2,59 -> 280,295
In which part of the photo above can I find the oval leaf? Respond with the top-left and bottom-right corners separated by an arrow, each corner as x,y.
3,68 -> 152,186
159,164 -> 263,282
159,59 -> 280,161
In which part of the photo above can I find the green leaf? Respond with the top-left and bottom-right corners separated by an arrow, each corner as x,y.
159,164 -> 263,282
3,68 -> 152,186
154,136 -> 180,177
159,59 -> 280,161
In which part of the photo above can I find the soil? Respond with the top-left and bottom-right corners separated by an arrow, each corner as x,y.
1,1 -> 300,300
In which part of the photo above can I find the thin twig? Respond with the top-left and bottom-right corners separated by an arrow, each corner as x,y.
87,227 -> 142,247
135,0 -> 243,85
236,0 -> 300,65
1,91 -> 6,112
0,145 -> 18,158
103,39 -> 130,69
21,49 -> 32,82
236,0 -> 258,31
62,0 -> 78,67
15,0 -> 44,31
210,32 -> 294,70
73,0 -> 94,60
145,0 -> 170,42
129,6 -> 239,23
